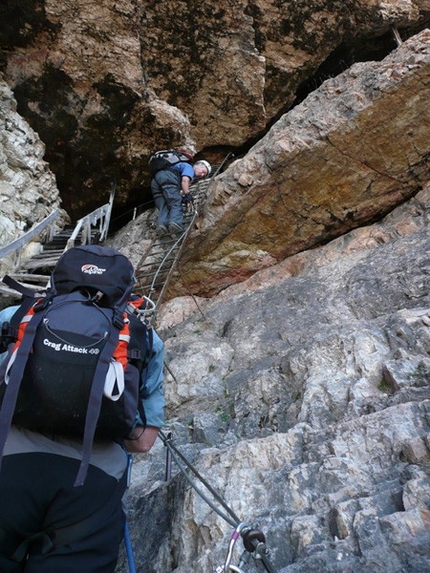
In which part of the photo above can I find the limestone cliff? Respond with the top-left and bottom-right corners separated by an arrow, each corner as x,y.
0,81 -> 67,276
173,29 -> 430,297
116,184 -> 430,573
110,29 -> 430,573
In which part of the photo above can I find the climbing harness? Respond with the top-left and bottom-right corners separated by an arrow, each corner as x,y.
126,294 -> 156,336
159,430 -> 279,573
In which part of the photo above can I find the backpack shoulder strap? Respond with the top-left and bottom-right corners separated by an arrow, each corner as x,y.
73,320 -> 121,486
0,305 -> 46,470
2,275 -> 47,299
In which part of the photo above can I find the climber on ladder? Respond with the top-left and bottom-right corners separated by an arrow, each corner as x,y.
148,148 -> 211,237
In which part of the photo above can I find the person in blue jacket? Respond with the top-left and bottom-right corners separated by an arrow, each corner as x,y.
0,303 -> 165,573
151,159 -> 211,236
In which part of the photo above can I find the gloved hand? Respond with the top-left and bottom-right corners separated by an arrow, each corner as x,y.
182,192 -> 194,212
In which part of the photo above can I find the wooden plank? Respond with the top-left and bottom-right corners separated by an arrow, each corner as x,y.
22,259 -> 58,270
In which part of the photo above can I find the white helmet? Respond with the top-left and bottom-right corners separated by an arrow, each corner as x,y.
195,160 -> 211,176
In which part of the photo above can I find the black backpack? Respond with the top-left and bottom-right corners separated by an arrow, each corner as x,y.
148,148 -> 194,177
0,245 -> 152,485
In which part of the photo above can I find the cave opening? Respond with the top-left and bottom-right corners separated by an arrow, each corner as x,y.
86,18 -> 430,235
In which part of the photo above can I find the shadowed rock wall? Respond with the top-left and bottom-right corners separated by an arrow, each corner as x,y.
0,80 -> 68,275
0,0 -> 428,216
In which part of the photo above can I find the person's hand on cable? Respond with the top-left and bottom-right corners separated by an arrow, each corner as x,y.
182,191 -> 194,212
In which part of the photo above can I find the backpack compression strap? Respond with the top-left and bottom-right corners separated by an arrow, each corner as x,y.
73,324 -> 121,487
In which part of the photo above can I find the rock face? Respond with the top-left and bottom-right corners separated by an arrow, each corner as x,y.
173,30 -> 430,297
117,185 -> 430,573
109,35 -> 430,571
0,80 -> 67,276
0,1 -> 428,216
105,30 -> 430,302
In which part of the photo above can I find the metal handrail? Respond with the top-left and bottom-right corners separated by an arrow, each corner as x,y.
0,183 -> 117,296
66,183 -> 116,249
0,210 -> 59,268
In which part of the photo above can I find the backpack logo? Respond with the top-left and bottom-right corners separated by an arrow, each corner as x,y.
42,336 -> 100,355
81,264 -> 106,275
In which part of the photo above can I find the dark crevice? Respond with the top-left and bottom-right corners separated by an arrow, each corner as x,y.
291,31 -> 398,107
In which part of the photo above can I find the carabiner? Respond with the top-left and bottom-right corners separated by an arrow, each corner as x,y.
223,523 -> 249,573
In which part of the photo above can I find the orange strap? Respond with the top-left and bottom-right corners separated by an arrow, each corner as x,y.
13,301 -> 40,351
112,312 -> 130,370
